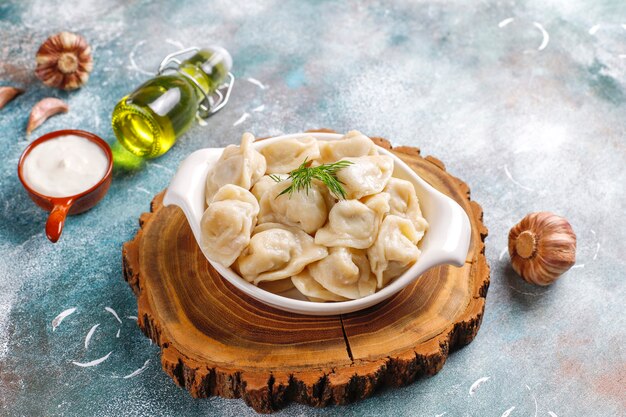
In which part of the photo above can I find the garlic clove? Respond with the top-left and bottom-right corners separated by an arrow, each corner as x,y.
26,98 -> 69,134
35,31 -> 93,90
508,211 -> 577,286
0,87 -> 24,110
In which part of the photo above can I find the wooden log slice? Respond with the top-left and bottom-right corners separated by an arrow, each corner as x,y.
122,134 -> 489,413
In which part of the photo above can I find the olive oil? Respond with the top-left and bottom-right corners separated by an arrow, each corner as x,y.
112,47 -> 232,158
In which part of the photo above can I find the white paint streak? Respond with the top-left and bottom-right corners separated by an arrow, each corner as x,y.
593,242 -> 600,260
232,112 -> 250,127
84,324 -> 100,349
435,413 -> 447,417
252,104 -> 265,112
588,24 -> 601,35
548,412 -> 559,417
135,187 -> 151,195
147,162 -> 173,173
52,308 -> 77,331
498,18 -> 514,28
524,385 -> 538,417
504,165 -> 534,191
246,77 -> 267,90
72,351 -> 113,367
501,406 -> 515,417
105,307 -> 122,324
499,246 -> 508,261
509,285 -> 540,297
469,376 -> 490,396
533,22 -> 550,51
116,328 -> 121,338
165,38 -> 185,49
127,316 -> 138,321
123,359 -> 151,379
571,264 -> 585,269
127,40 -> 152,76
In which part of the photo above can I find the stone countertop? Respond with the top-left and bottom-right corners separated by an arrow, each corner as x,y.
0,0 -> 624,416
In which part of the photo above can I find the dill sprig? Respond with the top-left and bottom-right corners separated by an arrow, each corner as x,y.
270,158 -> 353,199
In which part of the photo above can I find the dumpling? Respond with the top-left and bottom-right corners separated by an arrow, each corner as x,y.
200,185 -> 259,267
384,178 -> 429,234
236,222 -> 327,284
314,193 -> 389,249
367,215 -> 423,288
335,155 -> 394,199
318,130 -> 378,163
260,136 -> 320,173
307,247 -> 376,299
205,132 -> 267,205
291,270 -> 348,302
258,279 -> 295,294
258,179 -> 332,234
250,174 -> 286,202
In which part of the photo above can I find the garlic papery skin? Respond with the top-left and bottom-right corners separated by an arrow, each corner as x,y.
35,32 -> 93,90
508,212 -> 577,286
0,87 -> 24,110
26,97 -> 69,134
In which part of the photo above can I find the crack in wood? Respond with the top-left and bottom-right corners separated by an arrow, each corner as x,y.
339,315 -> 354,362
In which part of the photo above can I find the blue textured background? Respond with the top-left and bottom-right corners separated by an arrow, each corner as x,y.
1,1 -> 625,416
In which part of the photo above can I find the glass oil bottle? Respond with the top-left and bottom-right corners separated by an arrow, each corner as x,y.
112,46 -> 234,158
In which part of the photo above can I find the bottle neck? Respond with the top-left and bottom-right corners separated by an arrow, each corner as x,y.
179,48 -> 231,95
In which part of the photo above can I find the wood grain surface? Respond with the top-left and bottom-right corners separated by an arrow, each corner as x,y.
122,135 -> 490,413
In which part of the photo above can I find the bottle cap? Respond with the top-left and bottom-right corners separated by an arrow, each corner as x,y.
207,45 -> 233,72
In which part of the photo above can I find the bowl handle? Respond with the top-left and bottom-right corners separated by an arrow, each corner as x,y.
426,195 -> 472,267
46,200 -> 73,243
162,148 -> 224,244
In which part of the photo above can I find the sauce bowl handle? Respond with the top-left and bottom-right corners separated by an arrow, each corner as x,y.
46,201 -> 73,243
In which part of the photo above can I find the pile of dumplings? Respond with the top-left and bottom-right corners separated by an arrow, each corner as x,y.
201,131 -> 429,302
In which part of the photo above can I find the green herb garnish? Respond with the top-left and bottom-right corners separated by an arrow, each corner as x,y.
271,158 -> 353,199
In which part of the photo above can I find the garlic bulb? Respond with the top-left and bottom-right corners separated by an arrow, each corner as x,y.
508,212 -> 577,286
35,32 -> 93,90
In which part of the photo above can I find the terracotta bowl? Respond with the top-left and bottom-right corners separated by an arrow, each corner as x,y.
17,129 -> 113,243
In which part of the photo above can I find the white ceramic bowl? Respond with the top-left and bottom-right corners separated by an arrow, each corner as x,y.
163,132 -> 471,315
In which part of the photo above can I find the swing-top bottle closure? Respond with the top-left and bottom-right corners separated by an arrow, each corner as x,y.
157,46 -> 235,119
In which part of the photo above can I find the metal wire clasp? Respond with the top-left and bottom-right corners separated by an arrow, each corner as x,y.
157,46 -> 235,119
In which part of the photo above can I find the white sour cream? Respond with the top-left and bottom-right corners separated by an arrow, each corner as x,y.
22,135 -> 109,197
